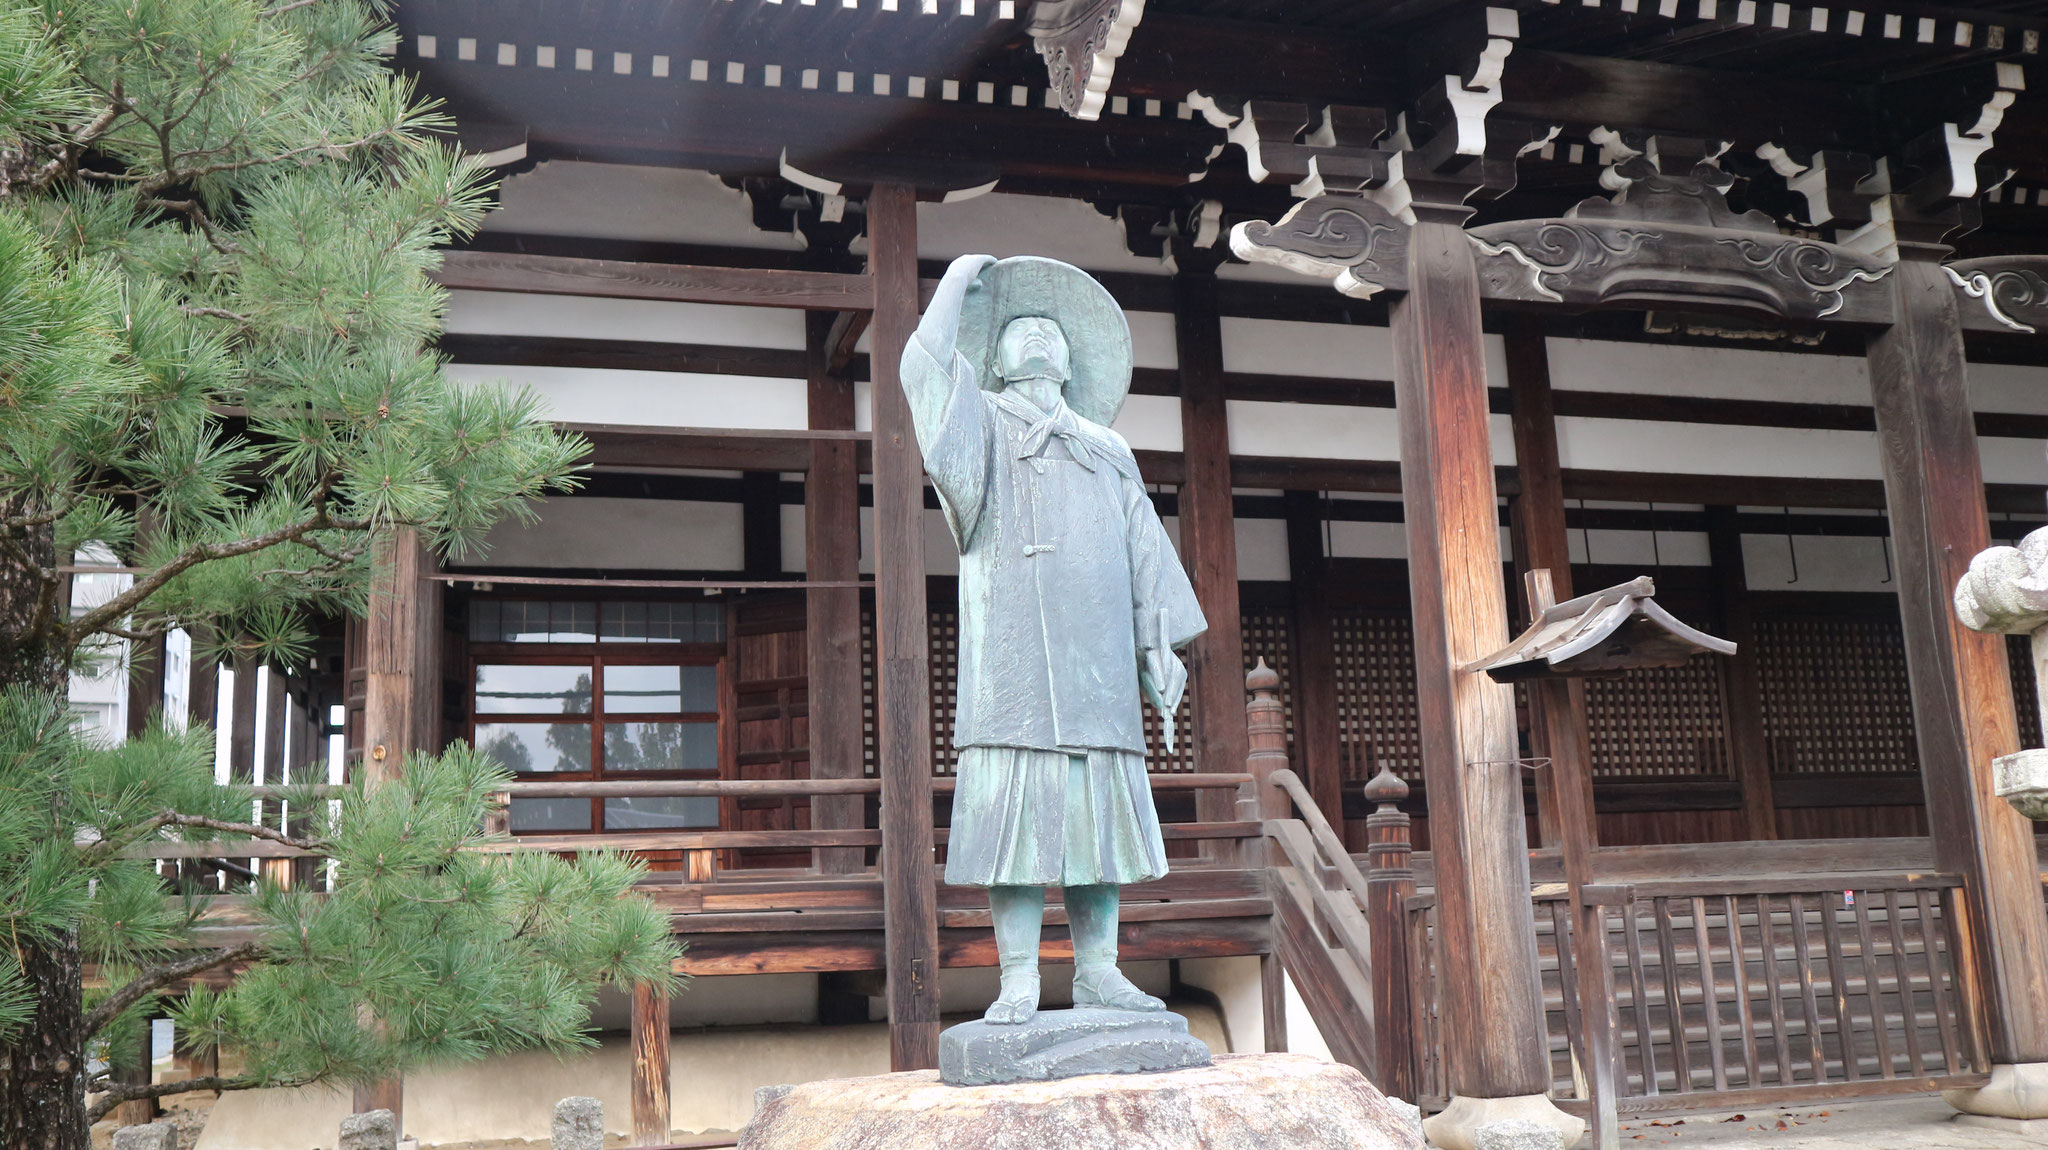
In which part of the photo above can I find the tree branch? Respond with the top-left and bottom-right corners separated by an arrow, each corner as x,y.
86,1072 -> 300,1123
81,941 -> 262,1041
65,514 -> 334,647
129,812 -> 322,852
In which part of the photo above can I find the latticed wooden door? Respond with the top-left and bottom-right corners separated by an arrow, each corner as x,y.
724,592 -> 810,867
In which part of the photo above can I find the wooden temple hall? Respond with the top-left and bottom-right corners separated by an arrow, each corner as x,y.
139,0 -> 2048,1142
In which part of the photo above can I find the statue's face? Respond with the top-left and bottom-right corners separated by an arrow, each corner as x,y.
997,316 -> 1071,384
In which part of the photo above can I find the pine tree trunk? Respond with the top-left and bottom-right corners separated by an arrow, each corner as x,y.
0,935 -> 90,1150
0,504 -> 93,1150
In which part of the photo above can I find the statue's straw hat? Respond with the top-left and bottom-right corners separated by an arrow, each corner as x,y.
957,255 -> 1133,427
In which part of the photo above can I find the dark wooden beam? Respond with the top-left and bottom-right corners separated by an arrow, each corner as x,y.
805,311 -> 867,875
1704,506 -> 1778,842
826,310 -> 871,375
1867,254 -> 2048,1068
1391,211 -> 1552,1102
1282,492 -> 1344,826
575,425 -> 871,473
1503,315 -> 1595,854
867,184 -> 941,1073
433,251 -> 874,310
1175,269 -> 1249,781
741,471 -> 784,580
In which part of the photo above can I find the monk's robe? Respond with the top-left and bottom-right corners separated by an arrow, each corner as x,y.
902,327 -> 1206,888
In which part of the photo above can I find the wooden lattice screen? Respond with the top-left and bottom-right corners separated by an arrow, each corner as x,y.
1332,610 -> 1423,783
1583,660 -> 1732,779
929,604 -> 961,774
2009,634 -> 2043,751
1755,615 -> 1919,774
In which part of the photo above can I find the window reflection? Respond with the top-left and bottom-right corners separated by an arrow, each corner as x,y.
474,665 -> 592,714
604,796 -> 717,829
475,722 -> 592,773
603,665 -> 716,713
509,797 -> 592,832
604,722 -> 715,773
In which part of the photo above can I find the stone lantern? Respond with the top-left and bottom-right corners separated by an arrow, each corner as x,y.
1954,526 -> 2048,819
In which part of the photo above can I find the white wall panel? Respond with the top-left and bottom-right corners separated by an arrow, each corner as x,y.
1227,402 -> 1517,464
1968,361 -> 2048,415
916,193 -> 1171,275
480,162 -> 804,250
1220,317 -> 1393,379
464,497 -> 742,570
1742,532 -> 1898,593
1113,394 -> 1183,452
446,291 -> 807,349
1545,337 -> 1869,405
1555,417 -> 1881,479
444,364 -> 808,430
1235,518 -> 1291,581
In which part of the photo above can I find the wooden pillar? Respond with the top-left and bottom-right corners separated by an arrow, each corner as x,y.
1390,215 -> 1552,1102
1867,254 -> 2048,1067
1174,268 -> 1248,777
1259,953 -> 1289,1053
1364,769 -> 1417,1102
355,527 -> 440,1122
868,183 -> 941,1071
742,470 -> 784,580
127,633 -> 167,739
1503,315 -> 1595,851
1281,491 -> 1344,825
807,310 -> 867,874
361,526 -> 441,788
1704,506 -> 1777,840
630,981 -> 672,1146
112,1018 -> 156,1127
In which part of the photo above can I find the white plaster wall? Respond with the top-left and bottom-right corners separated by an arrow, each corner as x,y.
916,192 -> 1172,275
462,496 -> 743,571
1236,517 -> 1291,581
1741,530 -> 1902,593
1175,954 -> 1269,1054
445,363 -> 808,430
446,290 -> 807,349
1112,392 -> 1183,452
1283,971 -> 1337,1065
480,162 -> 806,250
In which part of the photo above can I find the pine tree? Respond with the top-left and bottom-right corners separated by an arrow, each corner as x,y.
0,0 -> 684,1144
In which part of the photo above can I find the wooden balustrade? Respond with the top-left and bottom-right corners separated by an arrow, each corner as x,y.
1405,873 -> 1988,1114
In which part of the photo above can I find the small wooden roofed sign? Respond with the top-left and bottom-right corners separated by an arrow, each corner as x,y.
1466,576 -> 1735,683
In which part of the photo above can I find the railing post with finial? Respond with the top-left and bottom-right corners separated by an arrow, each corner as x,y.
1243,659 -> 1292,865
1365,767 -> 1418,1103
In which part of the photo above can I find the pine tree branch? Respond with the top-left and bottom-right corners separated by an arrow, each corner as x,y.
151,198 -> 243,256
85,1072 -> 300,1122
137,812 -> 323,852
64,513 -> 334,647
80,941 -> 263,1041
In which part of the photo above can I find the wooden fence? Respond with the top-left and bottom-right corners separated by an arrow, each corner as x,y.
1401,874 -> 1988,1114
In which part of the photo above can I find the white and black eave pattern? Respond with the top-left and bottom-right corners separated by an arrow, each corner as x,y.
1534,0 -> 2037,56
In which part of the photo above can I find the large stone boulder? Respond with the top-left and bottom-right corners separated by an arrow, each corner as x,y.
740,1052 -> 1423,1150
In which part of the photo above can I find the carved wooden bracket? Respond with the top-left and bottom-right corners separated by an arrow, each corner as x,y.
1027,0 -> 1144,122
1230,193 -> 1410,299
1947,256 -> 2048,335
1469,156 -> 1892,321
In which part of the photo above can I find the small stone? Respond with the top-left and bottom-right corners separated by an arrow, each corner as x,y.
1387,1098 -> 1426,1144
938,1006 -> 1211,1086
1474,1117 -> 1566,1150
552,1095 -> 605,1150
338,1109 -> 398,1150
112,1123 -> 178,1150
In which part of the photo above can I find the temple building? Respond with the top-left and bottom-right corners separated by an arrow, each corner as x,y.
114,0 -> 2048,1145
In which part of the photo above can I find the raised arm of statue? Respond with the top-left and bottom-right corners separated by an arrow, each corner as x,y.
901,254 -> 1000,549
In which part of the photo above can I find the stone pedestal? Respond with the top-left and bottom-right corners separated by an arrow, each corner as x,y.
1945,1062 -> 2048,1122
939,1007 -> 1211,1086
740,1053 -> 1423,1150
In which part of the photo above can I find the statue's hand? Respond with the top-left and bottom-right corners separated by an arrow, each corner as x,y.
920,255 -> 1000,353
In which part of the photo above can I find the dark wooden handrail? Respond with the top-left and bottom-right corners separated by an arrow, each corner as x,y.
1267,767 -> 1375,910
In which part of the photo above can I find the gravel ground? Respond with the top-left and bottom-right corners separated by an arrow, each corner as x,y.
1605,1095 -> 2047,1149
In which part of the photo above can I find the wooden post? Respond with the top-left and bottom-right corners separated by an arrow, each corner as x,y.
1174,267 -> 1248,781
1242,660 -> 1292,867
1866,253 -> 2048,1069
630,981 -> 672,1146
1364,768 -> 1417,1102
361,526 -> 441,788
126,632 -> 167,739
1504,315 -> 1595,851
868,182 -> 941,1071
354,527 -> 441,1121
1260,952 -> 1289,1053
1704,506 -> 1777,840
1390,214 -> 1553,1104
1525,572 -> 1622,1150
1282,491 -> 1344,826
112,1018 -> 156,1127
806,310 -> 867,874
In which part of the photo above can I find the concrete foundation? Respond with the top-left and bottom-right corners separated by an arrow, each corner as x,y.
1946,1063 -> 2048,1121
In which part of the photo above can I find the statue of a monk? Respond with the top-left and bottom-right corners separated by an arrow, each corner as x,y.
901,253 -> 1207,1025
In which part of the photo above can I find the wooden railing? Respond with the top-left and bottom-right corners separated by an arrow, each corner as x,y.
1403,873 -> 1988,1113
